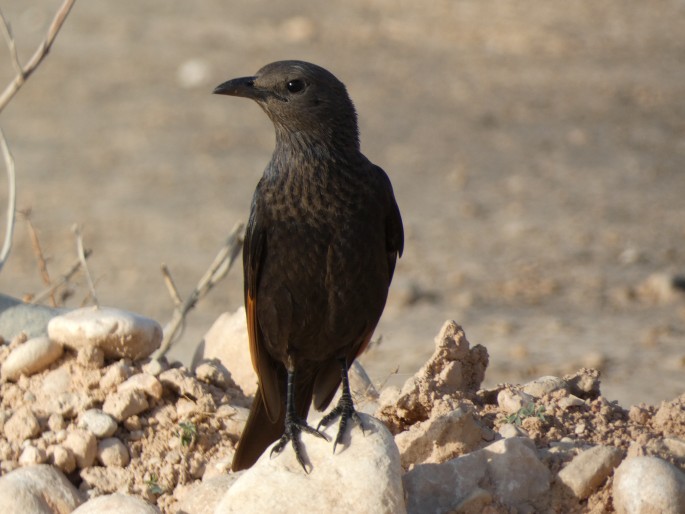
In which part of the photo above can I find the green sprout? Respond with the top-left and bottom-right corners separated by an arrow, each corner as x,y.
505,403 -> 547,426
176,421 -> 198,447
145,473 -> 164,495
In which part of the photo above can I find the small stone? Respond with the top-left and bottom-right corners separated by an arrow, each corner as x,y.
497,389 -> 536,415
49,444 -> 76,473
71,493 -> 160,513
48,413 -> 67,432
1,336 -> 63,381
498,423 -> 527,438
522,376 -> 569,398
48,306 -> 162,361
118,373 -> 163,400
159,368 -> 206,399
79,467 -> 130,495
97,438 -> 130,467
613,456 -> 685,513
628,405 -> 650,425
64,429 -> 97,469
556,445 -> 624,499
141,358 -> 167,376
102,389 -> 149,422
0,464 -> 83,513
79,409 -> 118,438
558,395 -> 586,410
76,346 -> 105,368
100,362 -> 132,390
4,407 -> 40,443
18,445 -> 47,466
194,360 -> 232,389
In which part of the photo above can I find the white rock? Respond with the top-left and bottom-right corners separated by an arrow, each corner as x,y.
395,405 -> 483,467
102,389 -> 149,421
19,445 -> 47,466
4,407 -> 40,442
404,436 -> 550,512
0,464 -> 83,513
72,493 -> 160,513
63,429 -> 97,469
215,414 -> 406,514
97,437 -> 130,467
194,308 -> 256,397
48,445 -> 76,473
79,409 -> 118,438
498,423 -> 527,438
497,389 -> 536,415
48,307 -> 162,360
557,445 -> 623,499
1,336 -> 63,381
522,376 -> 569,398
177,475 -> 241,514
100,362 -> 133,390
613,456 -> 685,514
118,373 -> 164,400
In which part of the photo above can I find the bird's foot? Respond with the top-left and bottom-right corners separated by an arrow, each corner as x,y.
317,394 -> 365,453
270,414 -> 329,472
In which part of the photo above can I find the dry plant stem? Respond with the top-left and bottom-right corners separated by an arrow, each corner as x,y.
0,129 -> 15,273
0,0 -> 77,113
72,224 -> 98,307
154,222 -> 245,359
20,209 -> 56,306
30,251 -> 91,305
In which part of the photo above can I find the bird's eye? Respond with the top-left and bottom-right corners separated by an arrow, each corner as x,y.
286,79 -> 306,93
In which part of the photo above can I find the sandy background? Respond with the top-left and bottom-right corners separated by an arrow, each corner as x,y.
0,0 -> 683,407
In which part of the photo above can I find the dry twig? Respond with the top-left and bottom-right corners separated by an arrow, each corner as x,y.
72,224 -> 98,306
0,0 -> 77,113
20,209 -> 56,305
0,129 -> 15,272
154,222 -> 245,359
29,251 -> 91,305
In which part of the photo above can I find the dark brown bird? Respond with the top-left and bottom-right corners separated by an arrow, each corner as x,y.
213,60 -> 403,472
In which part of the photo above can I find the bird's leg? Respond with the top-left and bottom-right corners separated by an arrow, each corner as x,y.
270,369 -> 328,472
317,358 -> 364,453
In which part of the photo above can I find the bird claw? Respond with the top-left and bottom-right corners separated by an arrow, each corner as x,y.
318,398 -> 365,454
270,415 -> 329,472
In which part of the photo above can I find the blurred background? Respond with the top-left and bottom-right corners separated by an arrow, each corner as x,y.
0,0 -> 683,406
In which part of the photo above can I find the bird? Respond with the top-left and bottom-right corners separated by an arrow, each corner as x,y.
213,60 -> 404,472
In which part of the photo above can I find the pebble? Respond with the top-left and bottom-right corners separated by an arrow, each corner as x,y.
97,437 -> 130,467
19,445 -> 47,466
4,407 -> 41,443
48,306 -> 162,361
556,445 -> 624,499
0,293 -> 63,340
0,464 -> 83,513
558,394 -> 586,410
158,368 -> 206,399
498,423 -> 528,438
613,456 -> 685,513
48,445 -> 76,473
522,376 -> 569,398
63,429 -> 97,469
71,492 -> 160,513
103,389 -> 149,422
1,336 -> 63,381
100,362 -> 133,390
497,389 -> 536,415
79,409 -> 118,438
118,372 -> 164,400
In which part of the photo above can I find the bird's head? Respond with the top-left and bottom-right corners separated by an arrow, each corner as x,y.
214,60 -> 359,150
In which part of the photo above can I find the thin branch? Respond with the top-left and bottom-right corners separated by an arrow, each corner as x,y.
20,209 -> 55,306
161,263 -> 183,306
0,0 -> 77,114
0,129 -> 16,273
153,222 -> 245,359
29,250 -> 91,305
72,224 -> 98,307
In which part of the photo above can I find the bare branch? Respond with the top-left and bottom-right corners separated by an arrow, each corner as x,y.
72,224 -> 98,307
20,209 -> 56,306
0,0 -> 77,113
29,250 -> 91,305
0,128 -> 16,273
154,222 -> 244,359
161,263 -> 183,306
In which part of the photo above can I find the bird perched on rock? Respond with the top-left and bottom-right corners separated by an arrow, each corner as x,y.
213,60 -> 403,472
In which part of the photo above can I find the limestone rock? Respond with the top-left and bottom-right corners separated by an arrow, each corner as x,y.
395,404 -> 484,466
63,429 -> 97,469
0,294 -> 63,340
404,436 -> 550,513
103,389 -> 149,422
497,388 -> 536,415
1,336 -> 63,381
48,307 -> 162,361
71,493 -> 160,513
193,308 -> 256,397
97,437 -> 130,467
0,464 -> 83,514
556,445 -> 624,499
19,445 -> 47,466
176,475 -> 240,514
522,375 -> 569,398
78,409 -> 118,438
118,373 -> 164,400
613,456 -> 685,514
215,414 -> 405,514
4,406 -> 40,442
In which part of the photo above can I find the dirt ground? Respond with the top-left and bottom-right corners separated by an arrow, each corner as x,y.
0,0 -> 683,408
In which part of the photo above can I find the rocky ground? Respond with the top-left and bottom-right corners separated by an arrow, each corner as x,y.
0,304 -> 683,513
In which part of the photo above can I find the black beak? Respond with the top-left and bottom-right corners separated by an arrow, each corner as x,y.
213,76 -> 263,99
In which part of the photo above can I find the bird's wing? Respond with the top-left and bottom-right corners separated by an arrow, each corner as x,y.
374,165 -> 404,281
244,209 -> 282,423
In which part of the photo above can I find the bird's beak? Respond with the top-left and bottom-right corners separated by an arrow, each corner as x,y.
213,76 -> 264,99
